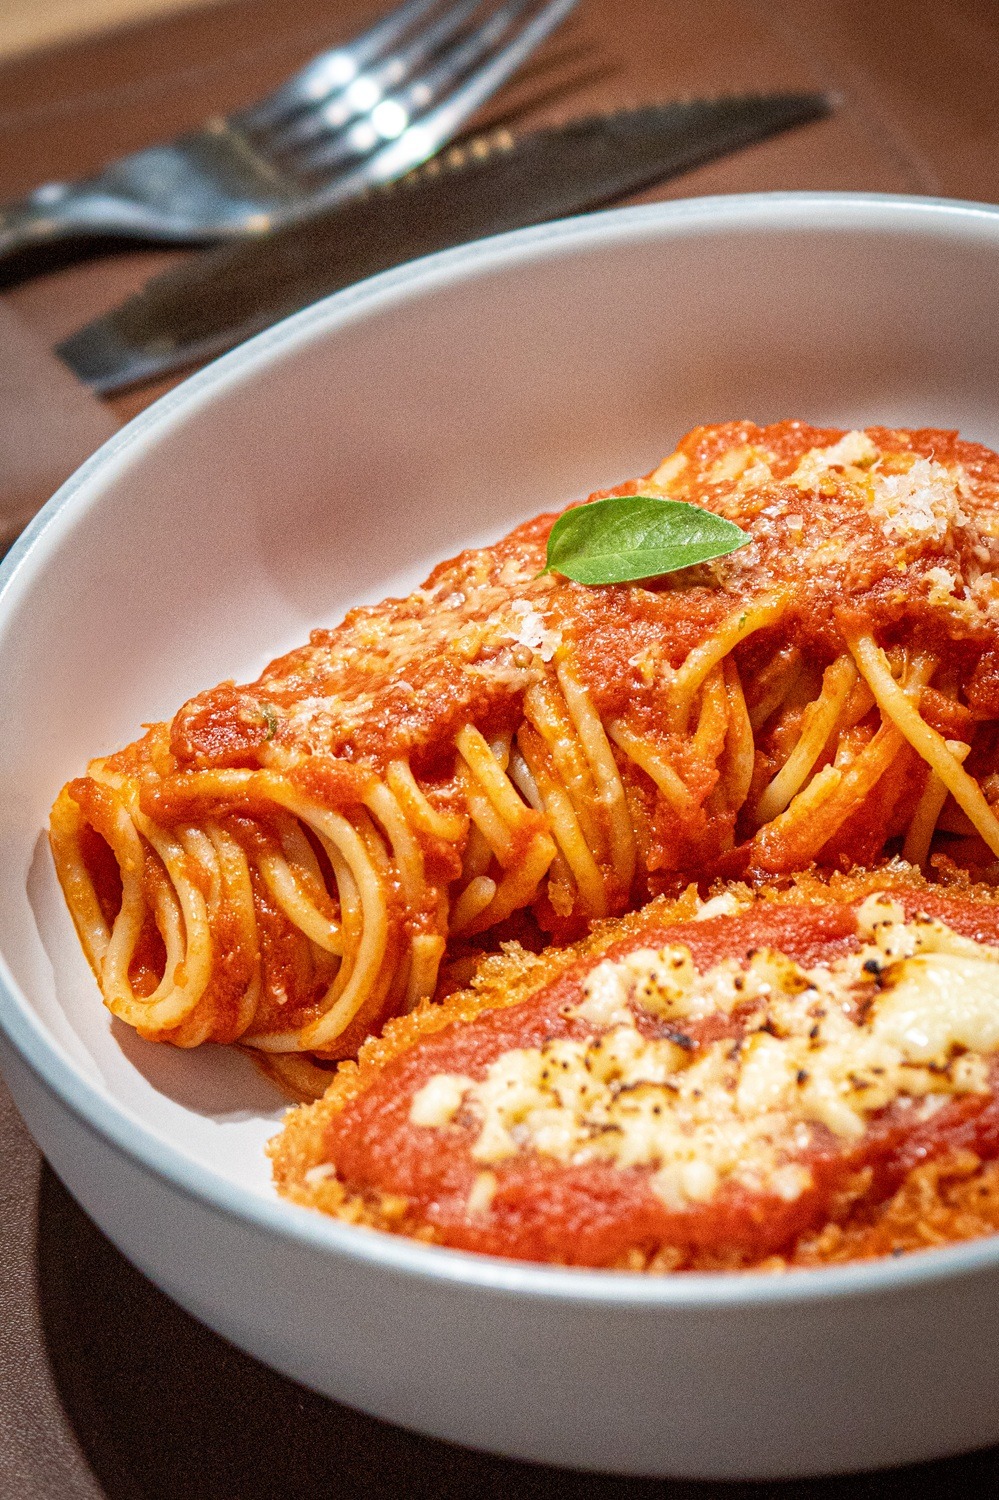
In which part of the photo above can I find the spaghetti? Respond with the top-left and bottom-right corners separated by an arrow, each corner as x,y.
50,421 -> 999,1076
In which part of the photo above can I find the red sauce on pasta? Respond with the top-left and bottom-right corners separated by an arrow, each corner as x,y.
54,420 -> 999,1066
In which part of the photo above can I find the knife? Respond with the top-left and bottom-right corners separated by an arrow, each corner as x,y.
58,95 -> 832,395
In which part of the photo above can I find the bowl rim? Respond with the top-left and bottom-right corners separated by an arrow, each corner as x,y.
6,187 -> 999,1309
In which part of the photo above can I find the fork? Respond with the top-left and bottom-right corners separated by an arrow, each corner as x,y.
0,0 -> 578,275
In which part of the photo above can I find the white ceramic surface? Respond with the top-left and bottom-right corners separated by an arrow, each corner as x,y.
4,193 -> 999,1479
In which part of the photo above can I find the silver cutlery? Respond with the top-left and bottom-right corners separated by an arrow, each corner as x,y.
57,95 -> 834,394
0,0 -> 578,274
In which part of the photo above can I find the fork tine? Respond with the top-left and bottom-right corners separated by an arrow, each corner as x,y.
0,0 -> 580,274
287,0 -> 540,177
422,0 -> 582,136
268,0 -> 489,157
238,0 -> 451,134
293,0 -> 579,184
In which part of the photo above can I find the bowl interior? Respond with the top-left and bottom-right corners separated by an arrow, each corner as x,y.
4,193 -> 999,1204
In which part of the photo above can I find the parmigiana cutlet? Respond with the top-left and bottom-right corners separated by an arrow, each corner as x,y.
271,867 -> 999,1270
50,422 -> 999,1092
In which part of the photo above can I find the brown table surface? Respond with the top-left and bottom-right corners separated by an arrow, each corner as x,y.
4,0 -> 999,1493
0,0 -> 223,65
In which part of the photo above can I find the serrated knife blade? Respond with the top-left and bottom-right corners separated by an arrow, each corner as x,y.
58,94 -> 831,395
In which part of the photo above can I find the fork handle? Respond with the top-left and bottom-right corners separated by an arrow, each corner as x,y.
0,183 -> 179,273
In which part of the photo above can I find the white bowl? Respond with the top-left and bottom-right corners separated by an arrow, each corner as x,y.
4,192 -> 999,1480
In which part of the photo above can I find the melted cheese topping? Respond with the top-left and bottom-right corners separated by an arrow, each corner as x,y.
408,897 -> 999,1208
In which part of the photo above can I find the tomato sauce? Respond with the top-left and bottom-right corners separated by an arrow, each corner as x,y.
134,421 -> 999,787
319,890 -> 999,1267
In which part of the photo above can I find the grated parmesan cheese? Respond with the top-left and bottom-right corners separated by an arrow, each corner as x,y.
506,599 -> 562,661
926,565 -> 959,603
409,1072 -> 474,1127
466,1170 -> 498,1217
788,431 -> 879,491
649,451 -> 689,489
304,1162 -> 337,1185
695,890 -> 749,920
868,457 -> 970,543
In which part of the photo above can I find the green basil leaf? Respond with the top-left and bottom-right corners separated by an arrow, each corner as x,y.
544,495 -> 750,585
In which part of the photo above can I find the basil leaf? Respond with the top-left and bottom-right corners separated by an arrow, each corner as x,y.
544,495 -> 750,585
